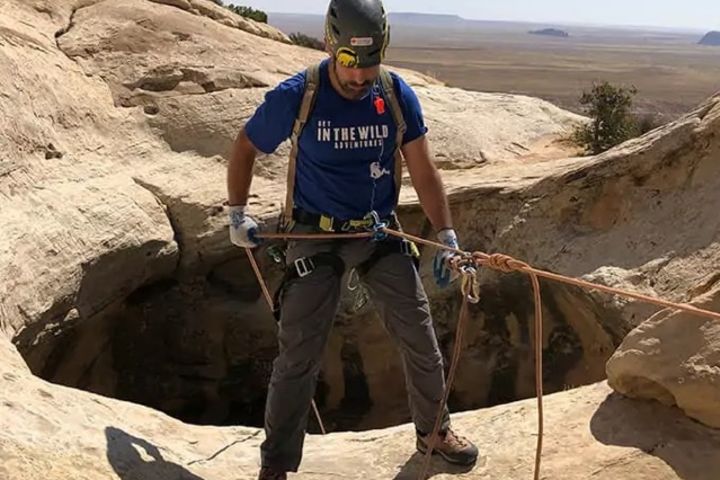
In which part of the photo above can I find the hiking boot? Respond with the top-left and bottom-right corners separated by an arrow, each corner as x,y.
258,467 -> 287,480
416,428 -> 479,466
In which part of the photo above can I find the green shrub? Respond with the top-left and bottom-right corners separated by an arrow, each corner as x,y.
573,81 -> 641,155
226,4 -> 268,24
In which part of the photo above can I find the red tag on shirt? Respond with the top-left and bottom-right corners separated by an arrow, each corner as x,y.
374,97 -> 386,115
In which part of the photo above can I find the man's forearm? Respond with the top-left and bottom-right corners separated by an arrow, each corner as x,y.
413,168 -> 454,233
227,128 -> 258,206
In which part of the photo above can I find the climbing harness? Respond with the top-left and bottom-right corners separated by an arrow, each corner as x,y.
244,224 -> 720,480
290,208 -> 393,234
270,57 -> 411,324
269,210 -> 421,317
271,251 -> 345,322
345,218 -> 422,314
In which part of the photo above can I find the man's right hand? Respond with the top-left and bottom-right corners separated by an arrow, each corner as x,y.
228,205 -> 261,248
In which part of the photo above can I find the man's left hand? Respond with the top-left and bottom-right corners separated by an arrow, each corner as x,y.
433,229 -> 462,288
228,205 -> 261,249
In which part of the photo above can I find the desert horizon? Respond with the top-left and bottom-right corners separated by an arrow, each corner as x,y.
269,11 -> 720,122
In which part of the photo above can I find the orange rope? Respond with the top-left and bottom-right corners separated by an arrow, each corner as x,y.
382,228 -> 720,322
415,254 -> 543,480
254,228 -> 720,321
530,272 -> 544,480
250,226 -> 720,480
245,248 -> 274,309
257,232 -> 374,241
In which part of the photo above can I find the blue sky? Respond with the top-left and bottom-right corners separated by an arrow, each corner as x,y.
231,0 -> 719,31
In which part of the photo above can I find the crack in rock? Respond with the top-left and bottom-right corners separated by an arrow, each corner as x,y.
54,5 -> 79,52
131,177 -> 183,272
124,66 -> 267,95
186,431 -> 262,466
53,1 -> 108,64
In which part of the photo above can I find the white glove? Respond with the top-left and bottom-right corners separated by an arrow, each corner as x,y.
433,229 -> 461,288
228,205 -> 261,249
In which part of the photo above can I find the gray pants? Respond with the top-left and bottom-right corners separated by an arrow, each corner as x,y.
260,226 -> 451,472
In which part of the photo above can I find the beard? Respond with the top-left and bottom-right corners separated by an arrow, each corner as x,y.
339,80 -> 371,99
333,63 -> 375,99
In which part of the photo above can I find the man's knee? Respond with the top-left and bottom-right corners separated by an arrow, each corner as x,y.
270,352 -> 322,384
275,313 -> 334,373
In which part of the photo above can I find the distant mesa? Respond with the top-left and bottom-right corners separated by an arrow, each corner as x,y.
699,31 -> 720,46
529,28 -> 570,38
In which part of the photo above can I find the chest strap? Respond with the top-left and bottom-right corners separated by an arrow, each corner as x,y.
378,68 -> 407,206
283,64 -> 408,232
284,63 -> 321,231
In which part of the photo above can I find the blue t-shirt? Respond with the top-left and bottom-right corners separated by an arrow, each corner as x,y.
245,59 -> 428,220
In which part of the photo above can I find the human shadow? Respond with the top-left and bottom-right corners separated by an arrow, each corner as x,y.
105,426 -> 205,480
392,451 -> 481,480
590,392 -> 720,480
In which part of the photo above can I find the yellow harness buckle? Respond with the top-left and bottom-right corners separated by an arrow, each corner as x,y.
350,219 -> 372,228
319,215 -> 335,232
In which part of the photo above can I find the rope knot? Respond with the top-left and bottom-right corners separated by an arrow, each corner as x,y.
477,253 -> 529,273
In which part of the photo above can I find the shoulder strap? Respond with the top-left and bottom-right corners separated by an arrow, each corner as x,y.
284,63 -> 321,228
379,68 -> 407,207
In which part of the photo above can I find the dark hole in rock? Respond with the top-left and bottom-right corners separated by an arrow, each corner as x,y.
14,264 -> 622,432
144,104 -> 160,115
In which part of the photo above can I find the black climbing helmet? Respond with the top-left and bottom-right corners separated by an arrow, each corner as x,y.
325,0 -> 390,68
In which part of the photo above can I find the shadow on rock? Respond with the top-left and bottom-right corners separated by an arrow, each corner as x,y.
106,426 -> 204,480
590,392 -> 720,480
393,451 -> 481,480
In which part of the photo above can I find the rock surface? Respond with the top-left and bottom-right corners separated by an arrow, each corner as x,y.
55,0 -> 583,174
0,0 -> 591,431
607,283 -> 720,428
3,336 -> 720,480
3,3 -> 720,477
148,0 -> 291,43
397,92 -> 720,425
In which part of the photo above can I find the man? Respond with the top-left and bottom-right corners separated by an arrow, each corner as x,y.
226,0 -> 479,478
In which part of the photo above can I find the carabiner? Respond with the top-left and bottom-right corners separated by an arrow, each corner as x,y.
365,210 -> 388,242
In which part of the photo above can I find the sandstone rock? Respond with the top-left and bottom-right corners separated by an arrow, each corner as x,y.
55,0 -> 579,175
148,0 -> 291,43
411,88 -> 584,170
444,94 -> 720,335
607,283 -> 720,428
2,339 -> 720,480
0,0 -> 180,342
3,0 -> 720,455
